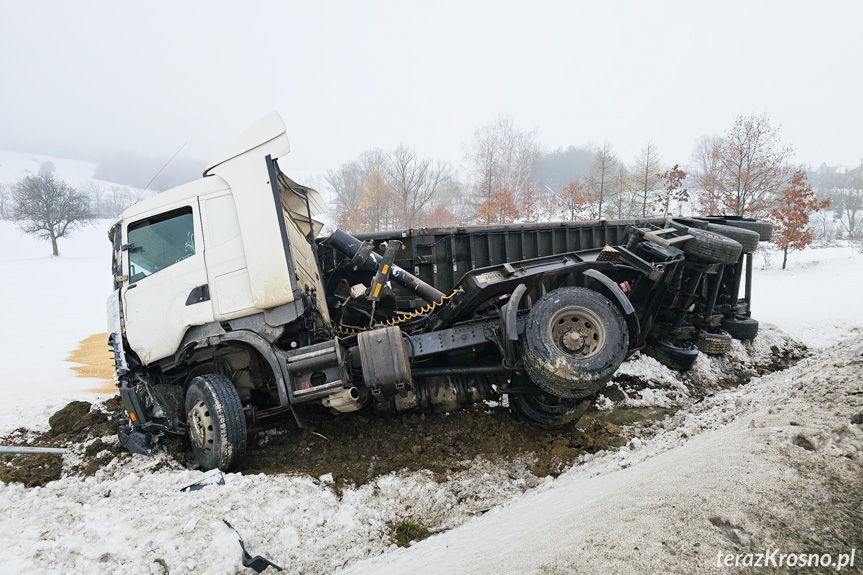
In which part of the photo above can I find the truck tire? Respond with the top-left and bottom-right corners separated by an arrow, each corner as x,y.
510,392 -> 592,428
185,374 -> 247,471
668,217 -> 709,230
681,228 -> 743,264
646,336 -> 699,371
522,287 -> 628,399
695,330 -> 733,355
704,223 -> 760,254
721,219 -> 773,241
720,314 -> 759,341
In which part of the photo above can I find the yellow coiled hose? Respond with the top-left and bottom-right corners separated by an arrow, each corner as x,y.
334,289 -> 458,335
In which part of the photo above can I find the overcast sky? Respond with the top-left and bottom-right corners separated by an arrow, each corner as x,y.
1,1 -> 861,178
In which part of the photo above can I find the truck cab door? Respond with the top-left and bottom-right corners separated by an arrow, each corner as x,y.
121,201 -> 214,365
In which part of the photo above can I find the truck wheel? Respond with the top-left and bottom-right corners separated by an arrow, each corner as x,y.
646,336 -> 699,371
720,314 -> 759,341
669,217 -> 709,230
522,287 -> 628,399
681,228 -> 743,265
185,374 -> 247,471
722,219 -> 773,241
695,330 -> 733,355
704,223 -> 760,254
510,392 -> 592,428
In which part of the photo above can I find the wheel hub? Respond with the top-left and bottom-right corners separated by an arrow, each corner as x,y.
188,400 -> 214,453
561,331 -> 586,352
548,305 -> 607,360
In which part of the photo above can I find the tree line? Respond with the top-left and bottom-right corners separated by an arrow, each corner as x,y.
1,113 -> 853,263
329,112 -> 844,268
328,112 -> 834,227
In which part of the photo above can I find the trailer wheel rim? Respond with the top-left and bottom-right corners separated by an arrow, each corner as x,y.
188,400 -> 215,453
548,305 -> 606,360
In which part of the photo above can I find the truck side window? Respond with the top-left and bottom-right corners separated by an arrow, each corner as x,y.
127,207 -> 195,283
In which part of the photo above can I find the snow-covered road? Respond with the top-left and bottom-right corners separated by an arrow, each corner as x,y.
345,336 -> 863,575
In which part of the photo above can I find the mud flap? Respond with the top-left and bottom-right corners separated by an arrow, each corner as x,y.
118,425 -> 152,455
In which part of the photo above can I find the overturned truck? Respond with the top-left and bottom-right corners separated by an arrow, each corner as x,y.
107,113 -> 772,470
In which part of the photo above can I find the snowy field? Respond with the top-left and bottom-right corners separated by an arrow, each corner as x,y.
0,220 -> 113,432
0,185 -> 861,573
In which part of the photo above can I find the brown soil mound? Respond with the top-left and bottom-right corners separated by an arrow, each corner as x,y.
0,396 -> 127,487
66,333 -> 117,393
240,405 -> 627,486
0,454 -> 62,487
48,401 -> 107,436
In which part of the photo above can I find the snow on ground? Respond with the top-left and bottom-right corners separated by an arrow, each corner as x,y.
345,337 -> 863,575
0,149 -> 143,204
0,449 -> 555,575
751,242 -> 863,349
0,220 -> 113,432
0,335 -> 858,575
0,149 -> 98,189
0,218 -> 861,574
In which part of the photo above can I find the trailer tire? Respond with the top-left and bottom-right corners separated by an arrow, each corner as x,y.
522,287 -> 628,399
681,228 -> 743,264
720,314 -> 759,341
695,330 -> 733,355
705,223 -> 760,254
185,374 -> 247,471
668,217 -> 709,230
510,392 -> 593,428
722,219 -> 773,241
646,336 -> 699,371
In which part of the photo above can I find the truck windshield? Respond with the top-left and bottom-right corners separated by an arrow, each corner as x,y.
127,206 -> 195,283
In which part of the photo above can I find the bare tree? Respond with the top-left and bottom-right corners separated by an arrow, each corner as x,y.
632,141 -> 663,216
810,210 -> 838,242
11,174 -> 94,256
0,183 -> 13,220
464,115 -> 539,218
98,184 -> 148,217
80,181 -> 107,217
587,143 -> 619,219
359,163 -> 395,232
689,134 -> 725,213
386,144 -> 451,228
607,165 -> 633,219
714,113 -> 793,217
832,161 -> 863,238
326,156 -> 372,232
325,150 -> 393,232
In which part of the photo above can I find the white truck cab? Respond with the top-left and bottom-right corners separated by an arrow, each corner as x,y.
109,112 -> 329,367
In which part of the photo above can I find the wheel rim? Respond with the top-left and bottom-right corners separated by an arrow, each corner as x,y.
188,400 -> 215,453
548,305 -> 606,359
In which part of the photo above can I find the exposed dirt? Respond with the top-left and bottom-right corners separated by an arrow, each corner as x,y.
240,405 -> 628,487
2,334 -> 806,491
48,401 -> 107,435
66,333 -> 117,393
0,396 -> 127,487
0,453 -> 62,487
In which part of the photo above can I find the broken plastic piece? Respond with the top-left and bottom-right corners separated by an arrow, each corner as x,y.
223,520 -> 283,573
180,469 -> 226,492
117,426 -> 151,455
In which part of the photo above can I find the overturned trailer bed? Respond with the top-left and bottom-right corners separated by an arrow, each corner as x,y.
317,219 -> 665,309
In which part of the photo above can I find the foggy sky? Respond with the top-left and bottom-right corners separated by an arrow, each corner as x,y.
1,1 -> 861,178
